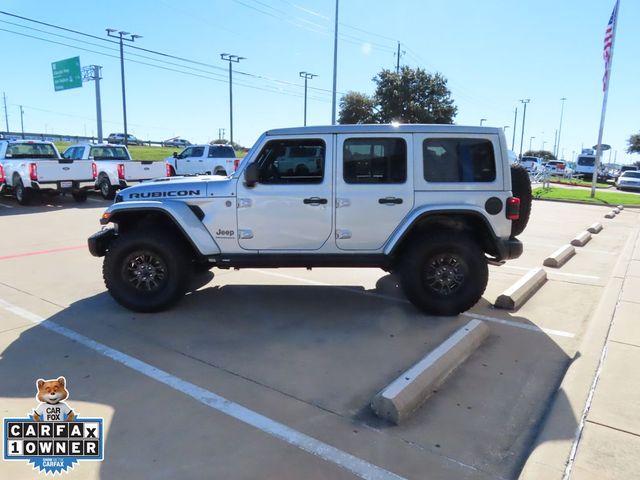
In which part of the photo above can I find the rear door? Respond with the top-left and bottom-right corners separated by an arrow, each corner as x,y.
335,134 -> 413,250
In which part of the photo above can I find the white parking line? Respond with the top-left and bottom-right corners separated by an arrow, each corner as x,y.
0,202 -> 14,209
0,298 -> 405,480
494,265 -> 600,280
248,270 -> 576,338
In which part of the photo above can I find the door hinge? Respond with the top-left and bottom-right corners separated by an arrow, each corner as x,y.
336,198 -> 350,208
336,229 -> 352,239
238,229 -> 254,239
237,198 -> 252,208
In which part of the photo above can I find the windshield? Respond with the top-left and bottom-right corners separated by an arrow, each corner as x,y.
90,146 -> 130,160
521,157 -> 538,163
208,146 -> 235,158
6,143 -> 58,159
577,156 -> 595,166
621,171 -> 640,179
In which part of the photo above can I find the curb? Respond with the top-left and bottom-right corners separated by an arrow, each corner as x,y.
543,244 -> 576,268
587,223 -> 603,234
518,223 -> 640,480
495,267 -> 547,310
371,319 -> 489,425
533,198 -> 640,209
570,231 -> 592,247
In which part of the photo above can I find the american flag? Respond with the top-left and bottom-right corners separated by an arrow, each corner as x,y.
603,1 -> 619,91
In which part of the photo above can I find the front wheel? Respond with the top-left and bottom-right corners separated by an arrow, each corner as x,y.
399,233 -> 488,316
102,230 -> 191,312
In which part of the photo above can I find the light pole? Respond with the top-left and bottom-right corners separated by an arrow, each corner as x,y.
541,140 -> 547,151
299,72 -> 317,127
220,53 -> 245,146
19,105 -> 24,139
106,29 -> 142,147
503,125 -> 510,138
529,136 -> 535,153
480,118 -> 487,126
2,92 -> 8,133
331,0 -> 339,125
82,65 -> 103,143
519,99 -> 530,159
556,97 -> 567,158
512,107 -> 517,150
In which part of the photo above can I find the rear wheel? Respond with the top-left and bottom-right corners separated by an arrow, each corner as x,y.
99,176 -> 117,200
14,178 -> 33,206
510,164 -> 532,237
72,190 -> 87,202
103,230 -> 191,312
399,233 -> 488,316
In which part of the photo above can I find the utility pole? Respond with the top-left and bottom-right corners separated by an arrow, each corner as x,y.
299,72 -> 317,127
519,99 -> 531,159
552,130 -> 558,157
19,105 -> 24,139
331,0 -> 339,125
395,41 -> 405,74
106,29 -> 142,146
556,97 -> 567,159
220,53 -> 245,146
512,107 -> 517,151
2,92 -> 8,133
82,65 -> 103,142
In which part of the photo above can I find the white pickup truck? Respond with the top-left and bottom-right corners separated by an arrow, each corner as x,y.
64,143 -> 169,199
165,144 -> 238,176
0,140 -> 94,205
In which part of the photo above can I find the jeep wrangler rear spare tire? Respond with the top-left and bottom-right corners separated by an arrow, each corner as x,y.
510,164 -> 532,237
103,230 -> 191,312
399,233 -> 488,316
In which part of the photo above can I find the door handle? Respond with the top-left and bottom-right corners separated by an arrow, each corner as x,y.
378,197 -> 403,205
303,197 -> 328,205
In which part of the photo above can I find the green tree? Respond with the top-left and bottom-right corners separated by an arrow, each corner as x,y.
524,150 -> 556,161
337,66 -> 457,125
338,91 -> 377,124
373,67 -> 457,124
627,132 -> 640,154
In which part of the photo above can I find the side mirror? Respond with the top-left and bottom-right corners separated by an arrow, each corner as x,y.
244,162 -> 259,187
172,152 -> 178,158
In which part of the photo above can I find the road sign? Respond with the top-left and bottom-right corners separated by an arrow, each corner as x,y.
51,57 -> 82,92
593,144 -> 611,151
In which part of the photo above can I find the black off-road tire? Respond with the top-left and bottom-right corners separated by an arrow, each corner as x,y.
103,230 -> 191,312
14,178 -> 33,206
399,233 -> 488,316
99,176 -> 117,200
510,164 -> 532,237
72,190 -> 88,202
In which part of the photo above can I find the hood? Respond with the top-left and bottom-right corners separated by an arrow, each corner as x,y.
118,175 -> 234,201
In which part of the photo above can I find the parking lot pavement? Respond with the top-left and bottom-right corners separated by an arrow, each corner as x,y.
1,197 -> 638,479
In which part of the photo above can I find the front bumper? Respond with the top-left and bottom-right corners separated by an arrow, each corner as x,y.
88,228 -> 117,257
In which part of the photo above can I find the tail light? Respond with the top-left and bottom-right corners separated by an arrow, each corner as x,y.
91,162 -> 98,179
117,163 -> 125,180
506,197 -> 520,220
29,163 -> 38,181
558,164 -> 565,170
233,159 -> 240,172
166,162 -> 172,177
0,164 -> 4,183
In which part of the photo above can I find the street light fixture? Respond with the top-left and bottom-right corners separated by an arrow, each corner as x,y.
480,118 -> 487,126
106,28 -> 142,146
519,99 -> 531,159
299,72 -> 317,127
220,53 -> 246,146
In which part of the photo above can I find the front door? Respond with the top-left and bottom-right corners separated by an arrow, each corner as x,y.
335,134 -> 413,250
237,136 -> 333,250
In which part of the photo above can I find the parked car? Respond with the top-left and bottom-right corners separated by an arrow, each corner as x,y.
107,133 -> 143,146
63,143 -> 170,199
575,153 -> 596,179
544,160 -> 566,175
165,144 -> 238,176
519,156 -> 544,173
620,165 -> 638,173
0,140 -> 94,204
162,138 -> 191,148
616,170 -> 640,191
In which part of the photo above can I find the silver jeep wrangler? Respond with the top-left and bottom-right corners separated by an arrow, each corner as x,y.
89,125 -> 531,315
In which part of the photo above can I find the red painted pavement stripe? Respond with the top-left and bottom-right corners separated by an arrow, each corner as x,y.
0,245 -> 85,261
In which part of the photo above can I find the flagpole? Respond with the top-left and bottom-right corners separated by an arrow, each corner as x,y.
591,0 -> 620,198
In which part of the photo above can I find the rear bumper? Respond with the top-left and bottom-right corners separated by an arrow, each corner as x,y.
495,237 -> 523,261
32,180 -> 95,190
88,228 -> 117,257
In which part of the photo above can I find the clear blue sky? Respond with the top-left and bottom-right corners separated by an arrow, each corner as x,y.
1,0 -> 638,164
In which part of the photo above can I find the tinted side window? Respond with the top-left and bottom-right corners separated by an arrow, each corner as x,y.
208,146 -> 235,158
423,138 -> 496,182
254,139 -> 325,185
192,147 -> 205,157
343,138 -> 406,184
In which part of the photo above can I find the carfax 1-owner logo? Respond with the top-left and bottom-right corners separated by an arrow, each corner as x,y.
3,376 -> 104,474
